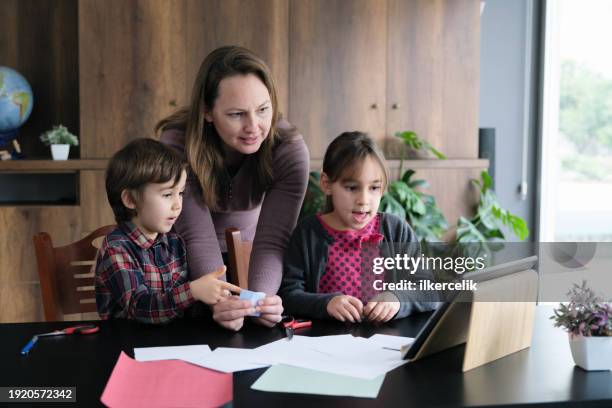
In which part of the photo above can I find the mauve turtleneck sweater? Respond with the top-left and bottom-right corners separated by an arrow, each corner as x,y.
160,120 -> 309,294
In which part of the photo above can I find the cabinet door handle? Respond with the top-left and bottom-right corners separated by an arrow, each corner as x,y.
392,103 -> 400,110
370,103 -> 378,110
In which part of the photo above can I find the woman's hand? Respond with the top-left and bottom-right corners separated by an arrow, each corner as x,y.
252,295 -> 283,327
211,296 -> 255,331
326,295 -> 363,323
364,292 -> 400,323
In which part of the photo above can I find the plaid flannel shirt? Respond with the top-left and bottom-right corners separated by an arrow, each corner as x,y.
95,222 -> 195,324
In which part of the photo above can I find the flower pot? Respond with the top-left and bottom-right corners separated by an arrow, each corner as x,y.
51,144 -> 70,160
568,334 -> 612,371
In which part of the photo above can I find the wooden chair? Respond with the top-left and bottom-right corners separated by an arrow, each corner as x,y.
33,225 -> 115,322
225,227 -> 252,289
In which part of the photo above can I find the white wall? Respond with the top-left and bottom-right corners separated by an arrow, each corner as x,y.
479,0 -> 541,241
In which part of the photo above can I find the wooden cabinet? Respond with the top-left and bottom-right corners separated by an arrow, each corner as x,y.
289,0 -> 387,158
289,0 -> 480,159
387,0 -> 480,158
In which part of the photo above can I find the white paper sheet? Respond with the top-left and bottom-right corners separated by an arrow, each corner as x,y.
367,334 -> 415,351
251,335 -> 407,379
133,344 -> 211,362
185,347 -> 269,373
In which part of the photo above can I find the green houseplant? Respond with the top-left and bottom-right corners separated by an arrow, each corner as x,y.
298,171 -> 326,220
551,281 -> 612,371
454,170 -> 529,260
456,170 -> 529,242
379,169 -> 448,243
40,124 -> 79,160
395,130 -> 446,160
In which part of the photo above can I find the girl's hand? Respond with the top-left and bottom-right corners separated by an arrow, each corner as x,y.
364,292 -> 400,323
252,295 -> 284,327
190,266 -> 242,305
326,295 -> 363,323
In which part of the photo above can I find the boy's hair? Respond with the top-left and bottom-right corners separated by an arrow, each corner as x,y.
106,138 -> 187,223
322,131 -> 389,212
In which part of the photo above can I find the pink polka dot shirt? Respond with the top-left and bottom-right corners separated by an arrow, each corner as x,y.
316,213 -> 384,303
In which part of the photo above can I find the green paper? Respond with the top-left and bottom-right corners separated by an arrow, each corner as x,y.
251,364 -> 385,398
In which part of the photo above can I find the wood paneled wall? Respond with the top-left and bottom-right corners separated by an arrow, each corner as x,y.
186,0 -> 289,115
79,0 -> 289,158
79,0 -> 189,158
1,0 -> 483,323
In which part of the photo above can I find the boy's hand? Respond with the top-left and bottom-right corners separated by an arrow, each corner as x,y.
190,266 -> 241,305
364,292 -> 400,323
326,295 -> 363,323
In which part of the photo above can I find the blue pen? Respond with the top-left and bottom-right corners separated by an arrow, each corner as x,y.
21,335 -> 38,355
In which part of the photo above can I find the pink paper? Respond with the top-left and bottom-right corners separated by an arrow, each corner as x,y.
101,351 -> 232,408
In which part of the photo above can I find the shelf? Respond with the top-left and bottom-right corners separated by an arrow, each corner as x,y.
309,158 -> 490,171
0,159 -> 108,173
0,173 -> 78,205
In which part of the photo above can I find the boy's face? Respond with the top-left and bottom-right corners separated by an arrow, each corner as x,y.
320,156 -> 385,231
125,169 -> 187,241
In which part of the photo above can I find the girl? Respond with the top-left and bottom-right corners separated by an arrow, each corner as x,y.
280,132 -> 437,323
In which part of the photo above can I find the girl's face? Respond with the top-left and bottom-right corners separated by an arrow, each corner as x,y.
204,74 -> 273,161
321,156 -> 385,231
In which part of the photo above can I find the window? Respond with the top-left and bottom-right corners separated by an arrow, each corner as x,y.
540,0 -> 612,241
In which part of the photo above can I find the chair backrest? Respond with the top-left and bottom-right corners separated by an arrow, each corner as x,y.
225,227 -> 252,289
33,225 -> 115,321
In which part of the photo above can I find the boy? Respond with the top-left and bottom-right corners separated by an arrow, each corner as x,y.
95,138 -> 241,324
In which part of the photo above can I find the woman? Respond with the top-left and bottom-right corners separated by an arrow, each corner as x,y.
157,46 -> 309,330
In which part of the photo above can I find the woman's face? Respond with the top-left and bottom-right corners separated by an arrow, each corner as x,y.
205,74 -> 273,157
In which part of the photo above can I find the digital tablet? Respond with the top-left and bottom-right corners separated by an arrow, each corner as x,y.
402,255 -> 538,361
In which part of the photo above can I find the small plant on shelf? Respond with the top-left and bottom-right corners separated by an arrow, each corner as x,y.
40,125 -> 79,146
40,125 -> 78,160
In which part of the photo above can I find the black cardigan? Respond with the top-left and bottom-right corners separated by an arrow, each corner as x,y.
279,213 -> 440,320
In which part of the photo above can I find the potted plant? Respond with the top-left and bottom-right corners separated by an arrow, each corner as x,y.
40,125 -> 78,160
551,281 -> 612,371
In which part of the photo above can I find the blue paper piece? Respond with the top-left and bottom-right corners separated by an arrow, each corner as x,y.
239,289 -> 266,317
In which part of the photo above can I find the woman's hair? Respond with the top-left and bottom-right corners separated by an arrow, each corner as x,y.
106,138 -> 187,223
155,46 -> 279,210
322,131 -> 389,213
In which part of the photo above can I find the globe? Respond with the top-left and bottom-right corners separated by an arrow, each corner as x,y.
0,66 -> 34,149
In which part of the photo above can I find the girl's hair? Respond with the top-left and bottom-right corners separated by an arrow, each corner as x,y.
322,131 -> 389,212
155,46 -> 279,210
